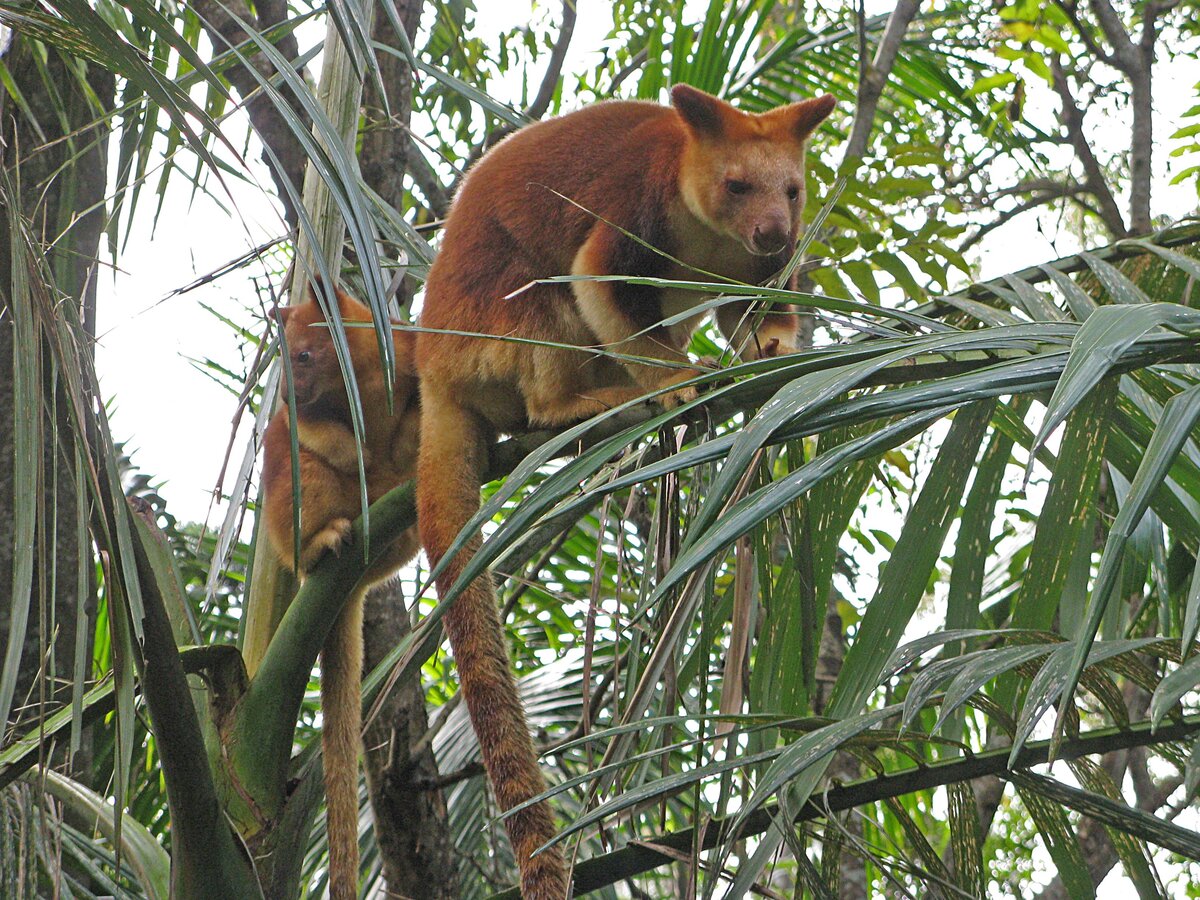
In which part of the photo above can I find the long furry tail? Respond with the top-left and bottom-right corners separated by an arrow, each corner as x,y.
418,392 -> 570,899
322,587 -> 366,900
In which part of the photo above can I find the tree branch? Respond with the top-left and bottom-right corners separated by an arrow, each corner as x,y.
958,193 -> 1068,254
1057,3 -> 1158,234
1087,0 -> 1139,71
487,716 -> 1200,899
525,0 -> 577,121
1049,58 -> 1129,237
1054,1 -> 1114,65
842,0 -> 920,165
192,0 -> 309,230
446,0 -> 574,197
406,136 -> 452,218
1127,16 -> 1157,234
958,182 -> 1093,254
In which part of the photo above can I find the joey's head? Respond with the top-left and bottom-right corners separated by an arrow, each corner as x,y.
671,84 -> 835,257
274,284 -> 374,415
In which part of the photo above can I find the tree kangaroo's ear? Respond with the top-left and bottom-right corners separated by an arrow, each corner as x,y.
671,83 -> 732,137
781,93 -> 836,140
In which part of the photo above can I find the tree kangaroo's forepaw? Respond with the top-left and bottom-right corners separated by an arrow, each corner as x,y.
750,336 -> 797,360
659,383 -> 700,409
655,362 -> 717,410
300,518 -> 354,570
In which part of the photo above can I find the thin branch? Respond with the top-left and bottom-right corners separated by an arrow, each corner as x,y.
959,192 -> 1075,254
974,177 -> 1088,201
1054,1 -> 1115,65
406,137 -> 452,218
486,716 -> 1200,899
1087,0 -> 1139,71
609,48 -> 648,94
525,0 -> 577,121
1049,58 -> 1128,237
447,1 -> 575,196
192,0 -> 309,229
842,0 -> 920,165
958,182 -> 1094,254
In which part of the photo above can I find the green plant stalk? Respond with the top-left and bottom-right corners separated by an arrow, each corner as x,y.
128,502 -> 262,899
227,484 -> 416,820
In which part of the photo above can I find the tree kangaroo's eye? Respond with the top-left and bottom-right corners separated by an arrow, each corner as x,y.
726,179 -> 751,195
297,350 -> 311,364
787,184 -> 801,201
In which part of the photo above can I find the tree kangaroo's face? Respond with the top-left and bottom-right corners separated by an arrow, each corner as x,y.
672,84 -> 835,257
275,302 -> 345,414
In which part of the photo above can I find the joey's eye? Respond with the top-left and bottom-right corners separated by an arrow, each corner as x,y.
786,185 -> 800,201
725,179 -> 751,196
296,350 -> 311,364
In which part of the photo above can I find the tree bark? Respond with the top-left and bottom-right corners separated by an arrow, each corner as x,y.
0,36 -> 113,762
192,0 -> 310,230
355,1 -> 458,894
361,580 -> 458,899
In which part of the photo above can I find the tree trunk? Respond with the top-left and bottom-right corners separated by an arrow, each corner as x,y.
362,581 -> 458,898
0,35 -> 113,763
355,1 -> 458,894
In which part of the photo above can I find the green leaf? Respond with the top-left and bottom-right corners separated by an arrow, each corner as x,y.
1015,781 -> 1096,900
1079,251 -> 1152,305
726,402 -> 993,864
0,186 -> 40,733
0,680 -> 115,790
946,410 -> 1018,634
1039,264 -> 1098,320
1009,380 -> 1115,636
1032,304 -> 1200,456
1183,554 -> 1200,655
1060,384 -> 1200,736
1151,651 -> 1200,728
31,768 -> 171,900
1015,769 -> 1200,863
644,408 -> 953,613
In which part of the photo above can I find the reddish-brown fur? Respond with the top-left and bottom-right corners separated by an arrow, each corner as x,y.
417,86 -> 834,897
262,285 -> 420,900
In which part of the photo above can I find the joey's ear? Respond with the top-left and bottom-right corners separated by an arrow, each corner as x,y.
272,306 -> 292,326
671,83 -> 728,136
305,277 -> 338,321
334,286 -> 369,320
782,94 -> 836,140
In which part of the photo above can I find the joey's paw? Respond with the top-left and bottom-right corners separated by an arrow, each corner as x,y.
660,383 -> 700,410
750,336 -> 798,360
300,518 -> 354,570
653,365 -> 714,410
